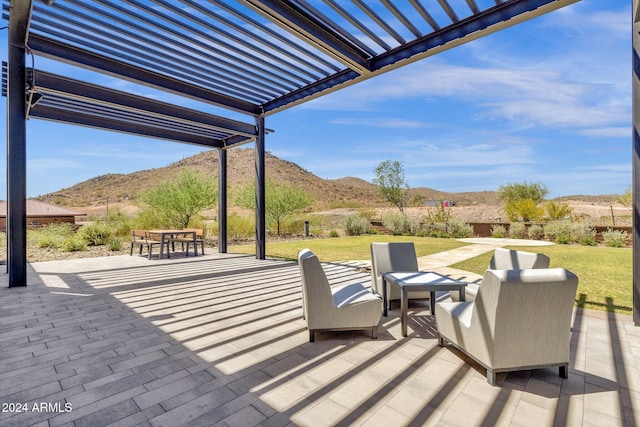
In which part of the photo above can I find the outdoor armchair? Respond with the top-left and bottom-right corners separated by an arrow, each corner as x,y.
298,249 -> 382,342
436,268 -> 578,385
370,242 -> 431,310
452,248 -> 551,302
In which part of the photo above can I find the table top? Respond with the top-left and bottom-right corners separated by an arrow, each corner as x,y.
382,271 -> 468,286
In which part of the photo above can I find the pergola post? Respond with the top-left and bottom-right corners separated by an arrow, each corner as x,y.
217,148 -> 227,253
255,115 -> 266,260
633,0 -> 640,326
6,1 -> 31,287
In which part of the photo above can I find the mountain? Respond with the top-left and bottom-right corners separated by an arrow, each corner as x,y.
35,148 -> 616,211
35,149 -> 390,209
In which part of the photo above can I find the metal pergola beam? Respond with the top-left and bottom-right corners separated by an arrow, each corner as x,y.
263,0 -> 580,114
6,0 -> 31,287
32,70 -> 258,138
30,105 -> 223,147
240,0 -> 371,74
632,0 -> 640,326
27,35 -> 261,116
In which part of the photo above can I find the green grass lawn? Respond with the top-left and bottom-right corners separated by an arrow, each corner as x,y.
452,245 -> 633,315
230,237 -> 633,315
229,235 -> 467,261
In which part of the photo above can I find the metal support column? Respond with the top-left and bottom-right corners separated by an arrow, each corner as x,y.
217,148 -> 227,253
6,1 -> 31,287
255,116 -> 266,260
633,0 -> 640,326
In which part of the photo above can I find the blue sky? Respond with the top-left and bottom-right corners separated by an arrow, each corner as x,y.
0,0 -> 631,200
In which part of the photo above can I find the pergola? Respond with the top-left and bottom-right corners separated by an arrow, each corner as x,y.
4,1 -> 636,325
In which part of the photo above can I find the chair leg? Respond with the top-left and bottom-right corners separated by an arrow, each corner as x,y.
309,330 -> 315,343
437,334 -> 444,347
559,364 -> 568,379
129,243 -> 134,256
486,369 -> 496,386
372,326 -> 378,339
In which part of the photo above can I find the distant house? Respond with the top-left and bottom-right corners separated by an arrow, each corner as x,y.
0,200 -> 86,230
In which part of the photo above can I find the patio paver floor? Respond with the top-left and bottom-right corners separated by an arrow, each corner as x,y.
0,250 -> 638,426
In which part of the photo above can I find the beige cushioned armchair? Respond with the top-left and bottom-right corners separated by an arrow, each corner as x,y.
370,242 -> 431,309
436,268 -> 578,385
453,248 -> 551,301
298,249 -> 382,342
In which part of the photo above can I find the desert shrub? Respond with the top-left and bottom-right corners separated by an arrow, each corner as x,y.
382,212 -> 409,235
328,230 -> 340,238
503,199 -> 545,222
544,220 -> 573,244
425,222 -> 449,238
491,224 -> 507,238
425,205 -> 450,223
575,225 -> 597,246
447,218 -> 473,238
342,213 -> 370,236
61,236 -> 87,252
227,214 -> 254,242
406,216 -> 422,236
33,223 -> 75,249
527,224 -> 545,240
545,200 -> 573,220
602,228 -> 628,247
133,208 -> 170,230
37,234 -> 60,249
107,238 -> 123,251
508,222 -> 528,239
358,209 -> 376,222
79,222 -> 115,246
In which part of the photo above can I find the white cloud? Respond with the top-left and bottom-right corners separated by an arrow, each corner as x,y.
328,118 -> 427,128
578,127 -> 631,138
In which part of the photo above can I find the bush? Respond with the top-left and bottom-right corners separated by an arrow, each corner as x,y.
108,238 -> 123,251
544,220 -> 573,244
545,200 -> 573,220
491,224 -> 507,238
33,223 -> 75,249
328,230 -> 340,238
527,224 -> 545,240
447,219 -> 474,238
544,220 -> 595,245
382,212 -> 409,235
425,222 -> 449,238
508,222 -> 528,239
342,213 -> 370,236
79,222 -> 115,246
61,236 -> 87,252
575,226 -> 597,246
37,234 -> 60,249
227,214 -> 254,242
602,228 -> 628,247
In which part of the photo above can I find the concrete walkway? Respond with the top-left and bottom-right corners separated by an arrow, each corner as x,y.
417,237 -> 552,272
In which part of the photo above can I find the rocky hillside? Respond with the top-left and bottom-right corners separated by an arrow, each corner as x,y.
35,148 -> 618,212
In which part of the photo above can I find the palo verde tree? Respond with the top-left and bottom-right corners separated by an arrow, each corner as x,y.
372,160 -> 409,213
233,180 -> 312,235
139,169 -> 217,228
618,186 -> 632,207
497,181 -> 548,222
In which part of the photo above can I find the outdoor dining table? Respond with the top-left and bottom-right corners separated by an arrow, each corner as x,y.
382,271 -> 468,337
147,229 -> 198,259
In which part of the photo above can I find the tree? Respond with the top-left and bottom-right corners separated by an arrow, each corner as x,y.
139,169 -> 217,228
617,186 -> 632,207
498,181 -> 548,222
372,160 -> 409,213
233,181 -> 312,235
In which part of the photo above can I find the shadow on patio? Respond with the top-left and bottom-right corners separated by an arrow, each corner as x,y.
0,253 -> 638,426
